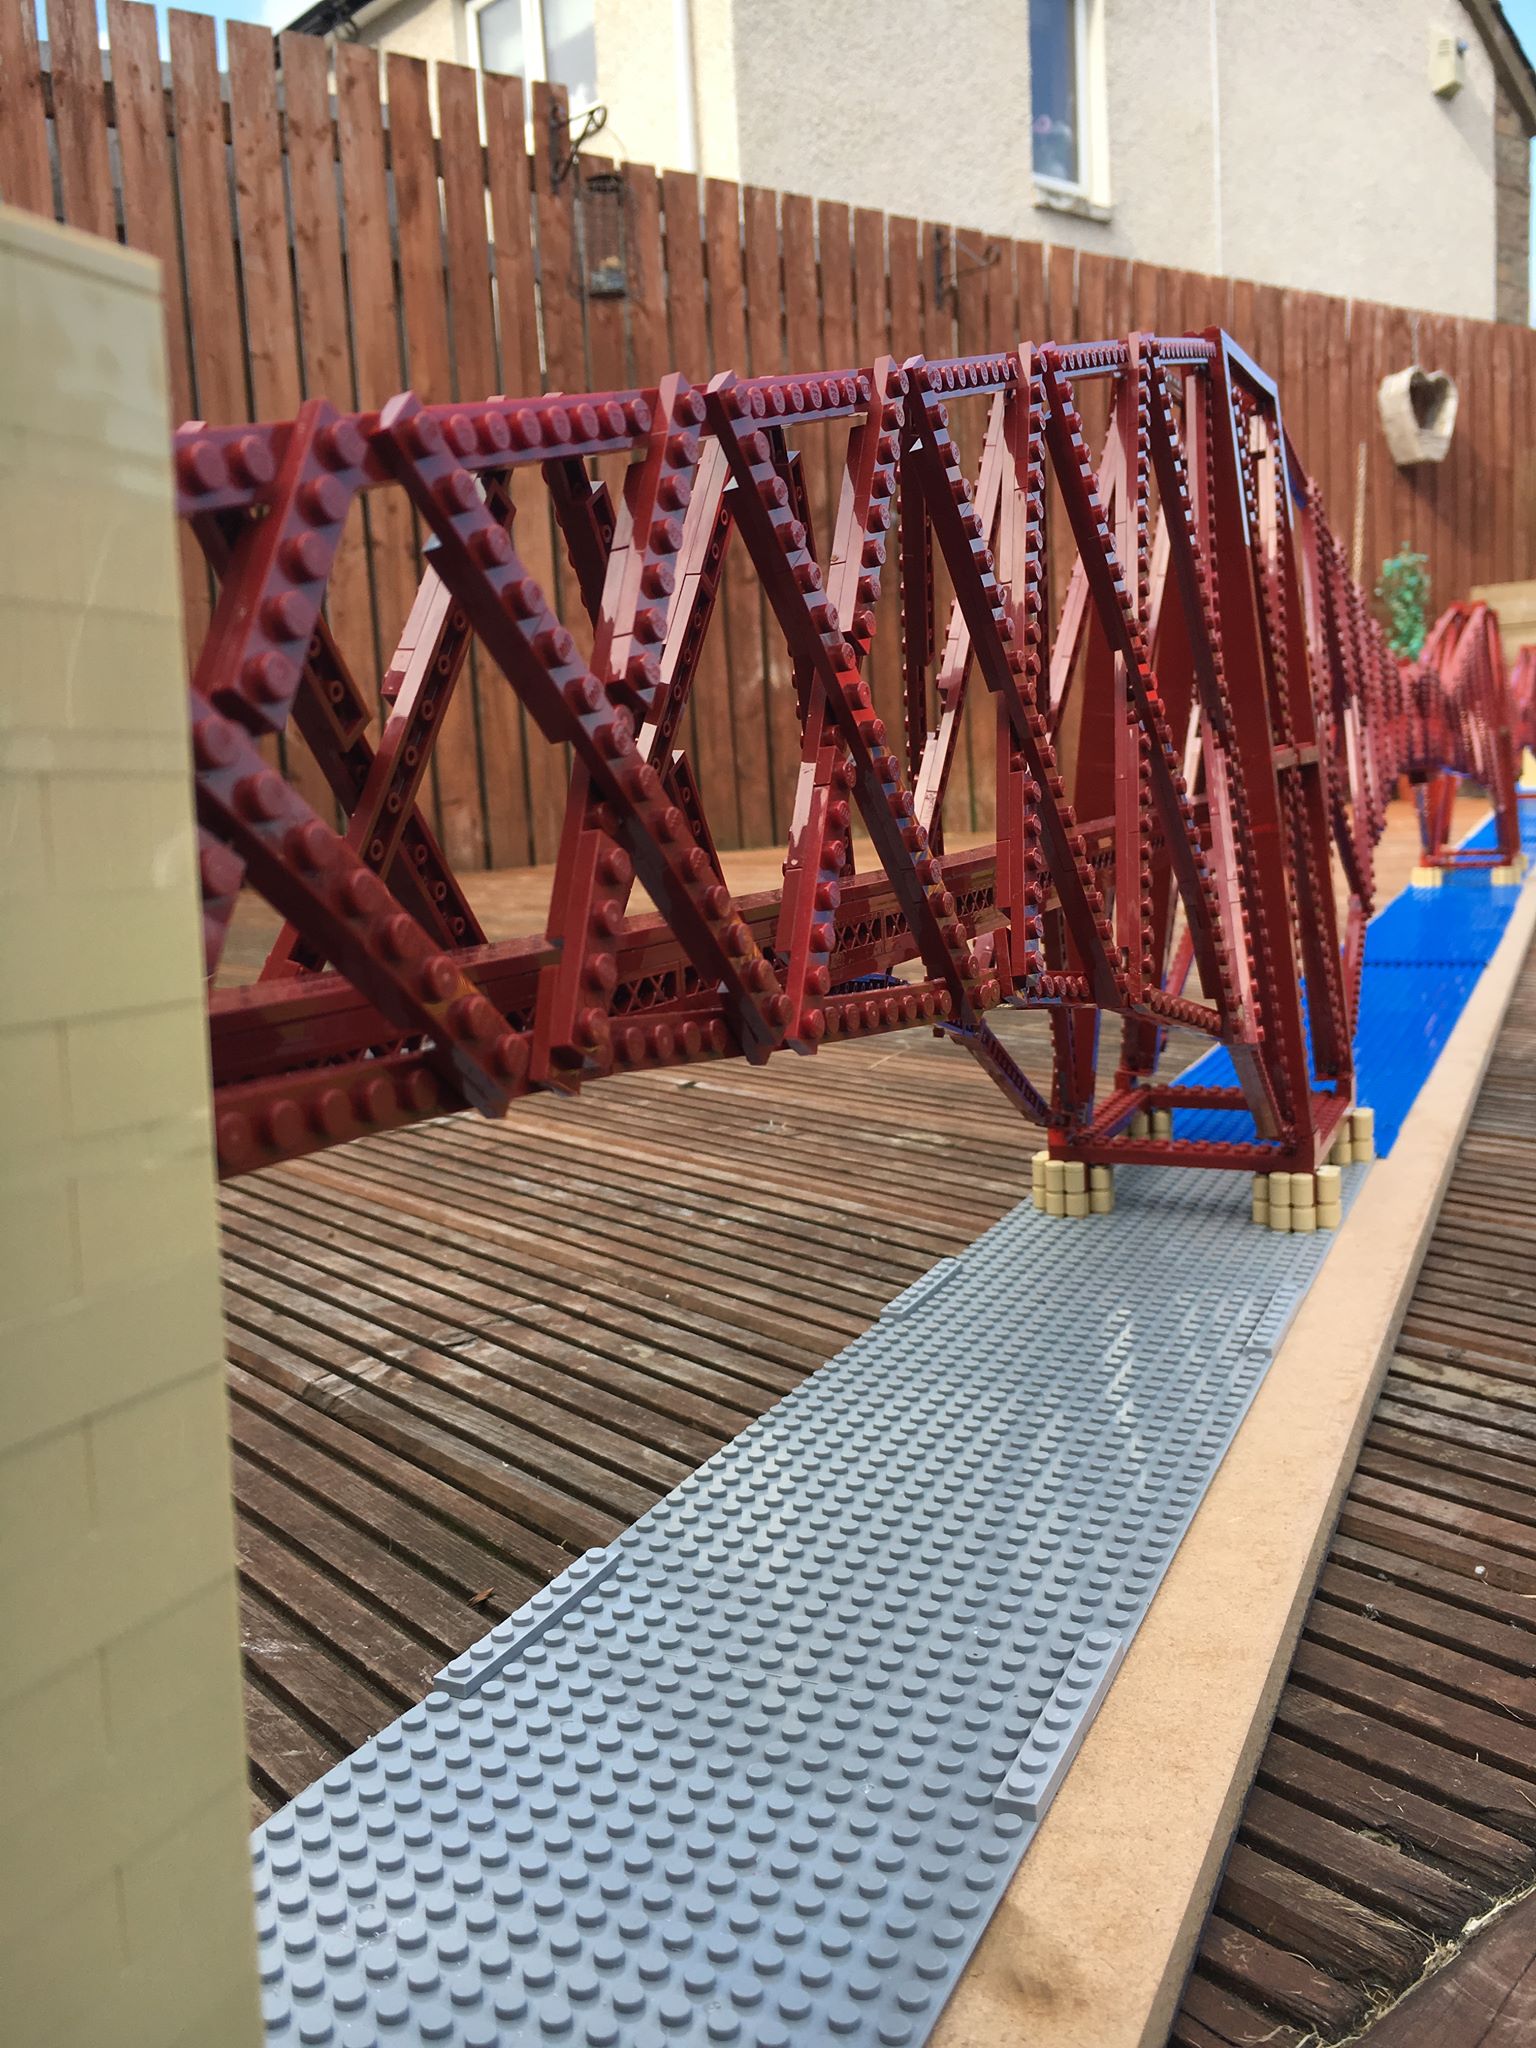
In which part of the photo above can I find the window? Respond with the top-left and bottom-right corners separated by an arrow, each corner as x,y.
1030,0 -> 1107,214
471,0 -> 598,112
1030,0 -> 1081,186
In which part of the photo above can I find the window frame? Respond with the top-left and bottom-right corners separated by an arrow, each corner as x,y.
467,0 -> 598,116
1030,0 -> 1110,219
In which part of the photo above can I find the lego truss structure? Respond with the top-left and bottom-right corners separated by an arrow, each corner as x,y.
1404,601 -> 1536,871
183,331 -> 1458,1180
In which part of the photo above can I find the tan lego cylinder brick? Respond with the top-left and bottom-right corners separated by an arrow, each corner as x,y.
0,207 -> 261,2048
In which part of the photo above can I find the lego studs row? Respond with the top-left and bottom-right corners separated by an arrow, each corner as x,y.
1252,1164 -> 1342,1233
1032,1153 -> 1115,1218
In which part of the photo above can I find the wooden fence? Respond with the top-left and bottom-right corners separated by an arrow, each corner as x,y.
4,0 -> 1535,870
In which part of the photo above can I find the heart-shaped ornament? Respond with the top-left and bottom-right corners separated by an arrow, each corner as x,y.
1377,365 -> 1458,466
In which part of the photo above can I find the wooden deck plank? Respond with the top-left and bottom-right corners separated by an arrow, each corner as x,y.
1359,1890 -> 1536,2047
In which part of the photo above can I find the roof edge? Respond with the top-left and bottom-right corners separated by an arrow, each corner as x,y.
1464,0 -> 1536,135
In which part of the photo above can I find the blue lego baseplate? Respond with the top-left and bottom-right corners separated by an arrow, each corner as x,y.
1173,794 -> 1536,1154
251,815 -> 1531,2048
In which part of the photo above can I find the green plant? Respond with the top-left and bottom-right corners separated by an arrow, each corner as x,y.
1376,546 -> 1431,659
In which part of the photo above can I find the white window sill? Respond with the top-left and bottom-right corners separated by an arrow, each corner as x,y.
1033,182 -> 1112,225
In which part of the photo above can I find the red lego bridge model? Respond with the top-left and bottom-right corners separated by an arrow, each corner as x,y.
180,331 -> 1518,1181
1404,600 -> 1534,871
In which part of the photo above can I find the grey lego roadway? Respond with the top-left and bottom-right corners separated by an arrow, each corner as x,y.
252,1159 -> 1361,2048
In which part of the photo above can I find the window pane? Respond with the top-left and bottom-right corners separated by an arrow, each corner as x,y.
1031,0 -> 1079,185
478,0 -> 526,77
543,0 -> 598,110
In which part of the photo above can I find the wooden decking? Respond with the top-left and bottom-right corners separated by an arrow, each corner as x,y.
1170,953 -> 1536,2047
226,1011 -> 1059,1818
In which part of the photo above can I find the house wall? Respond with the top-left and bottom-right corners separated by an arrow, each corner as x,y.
0,206 -> 261,2048
330,0 -> 1515,317
587,0 -> 1502,320
1212,2 -> 1497,316
353,0 -> 464,65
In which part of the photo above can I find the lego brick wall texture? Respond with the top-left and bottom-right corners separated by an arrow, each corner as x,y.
0,207 -> 261,2048
4,0 -> 1535,874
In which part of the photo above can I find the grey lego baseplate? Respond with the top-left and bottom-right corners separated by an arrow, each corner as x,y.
994,1627 -> 1128,1820
253,1162 -> 1363,2047
435,1548 -> 621,1700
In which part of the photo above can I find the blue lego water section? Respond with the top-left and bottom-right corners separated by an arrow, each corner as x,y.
1174,795 -> 1536,1154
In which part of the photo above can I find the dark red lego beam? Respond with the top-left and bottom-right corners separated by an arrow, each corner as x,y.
177,332 -> 1493,1182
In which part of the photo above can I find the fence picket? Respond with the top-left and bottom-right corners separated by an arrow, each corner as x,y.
479,69 -> 547,868
0,0 -> 50,212
659,168 -> 737,844
47,0 -> 113,239
104,0 -> 207,662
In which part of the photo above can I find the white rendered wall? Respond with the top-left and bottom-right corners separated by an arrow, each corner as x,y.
595,0 -> 1499,319
340,0 -> 1502,316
